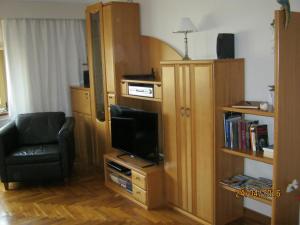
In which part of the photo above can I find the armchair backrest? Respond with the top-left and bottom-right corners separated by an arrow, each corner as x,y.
16,112 -> 66,145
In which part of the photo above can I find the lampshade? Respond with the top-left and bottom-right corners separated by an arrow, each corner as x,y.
174,17 -> 198,33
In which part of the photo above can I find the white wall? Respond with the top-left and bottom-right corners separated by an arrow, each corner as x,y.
135,0 -> 300,217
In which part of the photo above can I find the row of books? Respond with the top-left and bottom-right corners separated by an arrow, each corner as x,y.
224,112 -> 269,151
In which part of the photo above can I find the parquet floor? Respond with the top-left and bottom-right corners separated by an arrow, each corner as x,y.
0,164 -> 200,225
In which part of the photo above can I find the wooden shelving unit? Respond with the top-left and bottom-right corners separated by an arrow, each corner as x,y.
221,106 -> 274,117
216,11 -> 300,225
221,148 -> 273,165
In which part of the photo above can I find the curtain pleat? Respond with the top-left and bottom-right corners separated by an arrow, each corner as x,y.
2,19 -> 86,117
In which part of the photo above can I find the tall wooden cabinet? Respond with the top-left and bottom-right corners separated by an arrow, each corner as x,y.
85,2 -> 141,166
70,87 -> 93,164
162,60 -> 244,225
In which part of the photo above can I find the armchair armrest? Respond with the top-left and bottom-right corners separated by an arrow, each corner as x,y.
0,120 -> 18,181
0,121 -> 18,156
58,117 -> 75,177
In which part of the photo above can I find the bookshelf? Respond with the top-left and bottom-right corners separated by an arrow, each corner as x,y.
216,11 -> 300,225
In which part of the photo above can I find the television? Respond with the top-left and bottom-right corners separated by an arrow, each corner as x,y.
110,104 -> 159,164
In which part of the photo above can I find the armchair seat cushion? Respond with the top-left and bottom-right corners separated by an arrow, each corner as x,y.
5,144 -> 60,165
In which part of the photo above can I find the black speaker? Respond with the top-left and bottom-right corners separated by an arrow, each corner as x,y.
83,70 -> 90,88
217,33 -> 235,59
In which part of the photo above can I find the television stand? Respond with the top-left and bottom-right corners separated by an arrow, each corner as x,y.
104,151 -> 164,209
116,153 -> 155,168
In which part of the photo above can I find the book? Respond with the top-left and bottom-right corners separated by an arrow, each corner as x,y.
224,112 -> 242,148
232,101 -> 261,109
256,125 -> 269,150
250,125 -> 257,151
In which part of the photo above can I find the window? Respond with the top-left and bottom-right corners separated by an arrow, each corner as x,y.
0,49 -> 8,114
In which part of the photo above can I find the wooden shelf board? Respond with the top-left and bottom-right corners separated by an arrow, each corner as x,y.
106,167 -> 132,181
121,79 -> 161,85
221,148 -> 273,165
220,184 -> 272,206
121,94 -> 162,102
221,107 -> 274,117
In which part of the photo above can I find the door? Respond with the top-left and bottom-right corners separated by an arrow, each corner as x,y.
86,3 -> 108,166
190,64 -> 214,223
162,64 -> 192,212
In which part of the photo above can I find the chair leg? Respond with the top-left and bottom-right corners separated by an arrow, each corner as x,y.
3,182 -> 9,191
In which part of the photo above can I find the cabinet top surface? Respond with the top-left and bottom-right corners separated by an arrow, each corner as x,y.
160,58 -> 244,65
70,86 -> 90,91
104,151 -> 163,175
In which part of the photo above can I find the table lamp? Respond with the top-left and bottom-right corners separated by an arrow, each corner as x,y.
173,17 -> 198,60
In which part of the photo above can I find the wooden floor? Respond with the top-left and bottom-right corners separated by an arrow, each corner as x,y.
0,164 -> 200,225
0,164 -> 266,225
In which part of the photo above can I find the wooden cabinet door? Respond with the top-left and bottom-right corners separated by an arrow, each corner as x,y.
162,65 -> 180,207
73,112 -> 93,164
190,64 -> 214,222
178,65 -> 193,213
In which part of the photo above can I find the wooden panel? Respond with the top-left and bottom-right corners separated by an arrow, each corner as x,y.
177,65 -> 187,210
154,83 -> 162,100
162,65 -> 179,207
73,112 -> 93,164
132,185 -> 147,204
214,59 -> 245,225
132,171 -> 146,190
141,36 -> 182,79
71,88 -> 91,115
190,64 -> 213,222
107,93 -> 115,106
272,11 -> 300,225
103,5 -> 115,94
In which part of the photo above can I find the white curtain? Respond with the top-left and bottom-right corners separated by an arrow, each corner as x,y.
2,19 -> 86,117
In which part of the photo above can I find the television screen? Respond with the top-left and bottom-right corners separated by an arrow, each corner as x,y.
110,104 -> 159,164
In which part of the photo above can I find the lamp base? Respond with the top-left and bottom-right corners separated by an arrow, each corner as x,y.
183,55 -> 190,60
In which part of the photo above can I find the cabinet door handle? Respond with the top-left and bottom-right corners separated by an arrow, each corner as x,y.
180,107 -> 185,116
186,108 -> 191,117
136,191 -> 141,194
135,177 -> 140,180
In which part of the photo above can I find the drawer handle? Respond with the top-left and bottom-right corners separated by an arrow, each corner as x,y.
136,191 -> 141,194
135,177 -> 140,180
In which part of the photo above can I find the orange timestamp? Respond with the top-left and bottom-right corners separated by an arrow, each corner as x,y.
235,189 -> 281,199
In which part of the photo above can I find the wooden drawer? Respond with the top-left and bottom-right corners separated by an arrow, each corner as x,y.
132,171 -> 146,189
71,88 -> 91,115
132,185 -> 147,204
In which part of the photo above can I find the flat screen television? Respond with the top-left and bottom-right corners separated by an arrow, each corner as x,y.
110,104 -> 159,164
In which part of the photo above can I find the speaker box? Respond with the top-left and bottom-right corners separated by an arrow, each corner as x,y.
83,70 -> 90,88
217,33 -> 235,59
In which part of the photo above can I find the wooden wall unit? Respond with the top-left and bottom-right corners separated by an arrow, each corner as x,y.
70,87 -> 93,164
161,59 -> 244,225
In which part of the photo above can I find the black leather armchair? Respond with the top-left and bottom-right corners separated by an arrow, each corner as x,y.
0,112 -> 75,190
